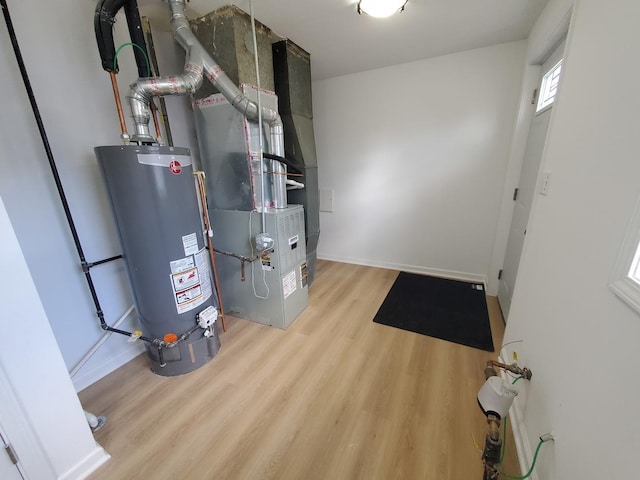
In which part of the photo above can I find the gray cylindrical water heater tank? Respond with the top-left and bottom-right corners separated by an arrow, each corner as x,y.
95,145 -> 220,376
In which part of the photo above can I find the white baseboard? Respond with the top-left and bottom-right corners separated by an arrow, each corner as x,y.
317,254 -> 488,288
504,376 -> 539,480
72,345 -> 144,392
58,444 -> 110,480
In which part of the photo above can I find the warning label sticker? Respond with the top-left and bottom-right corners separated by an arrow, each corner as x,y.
261,254 -> 272,271
194,248 -> 213,303
171,267 -> 199,291
282,270 -> 297,299
176,284 -> 203,308
170,256 -> 194,274
182,233 -> 199,256
169,249 -> 213,315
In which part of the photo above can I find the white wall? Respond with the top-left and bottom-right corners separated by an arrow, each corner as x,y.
313,41 -> 526,284
503,0 -> 640,478
0,0 -> 198,391
0,195 -> 110,479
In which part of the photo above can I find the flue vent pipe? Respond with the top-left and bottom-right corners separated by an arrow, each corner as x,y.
128,0 -> 285,162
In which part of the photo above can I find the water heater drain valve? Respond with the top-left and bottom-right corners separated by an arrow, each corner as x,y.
198,306 -> 218,330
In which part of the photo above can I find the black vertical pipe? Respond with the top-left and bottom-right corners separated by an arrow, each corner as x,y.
123,0 -> 150,78
1,0 -> 108,327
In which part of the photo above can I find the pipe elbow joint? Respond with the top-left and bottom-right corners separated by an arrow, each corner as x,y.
262,108 -> 279,125
129,82 -> 151,101
182,69 -> 204,93
128,87 -> 151,119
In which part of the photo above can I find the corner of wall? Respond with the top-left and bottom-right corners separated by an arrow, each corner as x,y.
508,394 -> 540,480
58,446 -> 111,480
317,254 -> 488,286
72,344 -> 145,393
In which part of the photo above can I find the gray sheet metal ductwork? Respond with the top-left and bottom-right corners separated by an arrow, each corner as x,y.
188,7 -> 319,286
190,5 -> 275,99
193,84 -> 285,212
273,40 -> 320,286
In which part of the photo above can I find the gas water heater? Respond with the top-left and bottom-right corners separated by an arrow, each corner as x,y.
95,145 -> 220,376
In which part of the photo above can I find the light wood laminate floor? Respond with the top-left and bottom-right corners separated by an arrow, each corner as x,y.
80,260 -> 519,479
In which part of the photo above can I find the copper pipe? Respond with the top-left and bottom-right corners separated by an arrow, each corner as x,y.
266,171 -> 304,177
150,100 -> 162,143
213,247 -> 274,282
109,72 -> 129,142
194,172 -> 227,332
483,414 -> 502,480
487,414 -> 501,440
487,360 -> 533,380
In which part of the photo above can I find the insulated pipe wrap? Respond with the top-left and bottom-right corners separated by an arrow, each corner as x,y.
95,0 -> 129,72
123,0 -> 150,77
94,0 -> 149,76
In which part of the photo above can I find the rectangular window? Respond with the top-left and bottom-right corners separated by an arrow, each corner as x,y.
536,60 -> 563,112
610,195 -> 640,314
629,243 -> 640,285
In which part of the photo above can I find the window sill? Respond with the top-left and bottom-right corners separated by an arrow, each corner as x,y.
610,276 -> 640,315
535,103 -> 553,116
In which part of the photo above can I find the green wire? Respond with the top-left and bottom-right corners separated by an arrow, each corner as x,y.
113,42 -> 151,77
495,375 -> 543,478
499,439 -> 545,480
499,415 -> 508,464
498,376 -> 525,465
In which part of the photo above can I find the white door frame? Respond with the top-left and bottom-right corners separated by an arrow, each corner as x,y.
498,39 -> 566,318
0,423 -> 25,480
0,363 -> 56,479
487,2 -> 574,300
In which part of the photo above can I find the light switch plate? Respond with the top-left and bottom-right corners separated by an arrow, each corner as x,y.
540,172 -> 552,196
319,188 -> 334,212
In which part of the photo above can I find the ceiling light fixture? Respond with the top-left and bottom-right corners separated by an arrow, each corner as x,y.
357,0 -> 408,18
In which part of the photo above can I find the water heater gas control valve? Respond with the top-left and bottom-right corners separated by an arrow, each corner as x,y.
198,306 -> 218,329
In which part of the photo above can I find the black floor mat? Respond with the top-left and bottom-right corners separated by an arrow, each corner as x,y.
373,272 -> 494,351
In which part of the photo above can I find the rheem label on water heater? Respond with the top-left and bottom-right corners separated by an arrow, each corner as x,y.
169,160 -> 182,175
